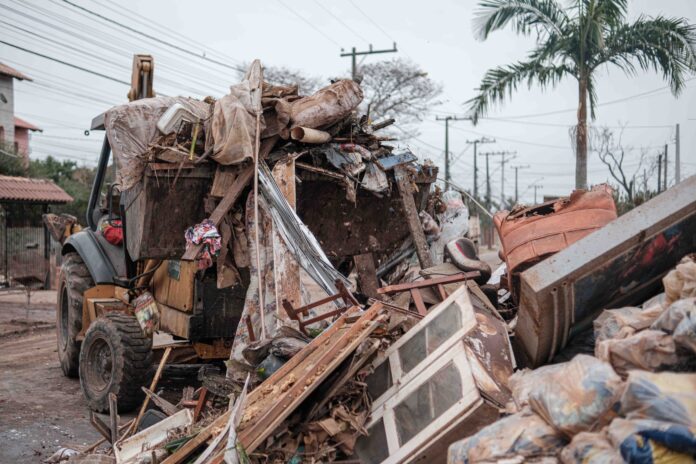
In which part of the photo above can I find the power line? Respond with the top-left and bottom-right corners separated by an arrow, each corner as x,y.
347,0 -> 396,44
60,0 -> 245,72
0,40 -> 130,86
312,0 -> 371,45
275,0 -> 341,47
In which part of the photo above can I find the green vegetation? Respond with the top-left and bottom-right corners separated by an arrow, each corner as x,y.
467,0 -> 696,189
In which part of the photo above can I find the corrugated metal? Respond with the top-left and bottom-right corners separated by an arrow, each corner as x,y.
0,175 -> 73,204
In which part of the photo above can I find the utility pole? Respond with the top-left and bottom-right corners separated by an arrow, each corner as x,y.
340,43 -> 398,80
675,123 -> 680,183
658,153 -> 663,192
490,151 -> 516,205
533,184 -> 543,204
436,115 -> 469,190
479,151 -> 514,208
664,144 -> 668,190
466,137 -> 495,199
512,165 -> 530,203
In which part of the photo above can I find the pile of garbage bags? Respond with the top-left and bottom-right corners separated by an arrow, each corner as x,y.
448,254 -> 696,463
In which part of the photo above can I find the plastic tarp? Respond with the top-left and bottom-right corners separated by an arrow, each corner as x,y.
607,418 -> 696,462
105,96 -> 210,190
276,79 -> 363,131
211,60 -> 263,165
447,409 -> 566,464
663,255 -> 696,306
596,329 -> 679,376
651,297 -> 696,354
619,371 -> 696,426
560,431 -> 623,464
594,305 -> 665,344
431,190 -> 469,265
510,355 -> 624,437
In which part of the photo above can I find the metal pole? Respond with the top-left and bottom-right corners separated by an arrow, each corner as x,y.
473,141 -> 478,198
658,153 -> 663,192
675,123 -> 680,183
444,118 -> 450,190
485,152 -> 491,209
351,47 -> 356,80
515,167 -> 519,203
664,144 -> 668,189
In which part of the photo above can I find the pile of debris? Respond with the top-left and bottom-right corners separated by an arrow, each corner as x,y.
448,254 -> 696,463
44,57 -> 696,464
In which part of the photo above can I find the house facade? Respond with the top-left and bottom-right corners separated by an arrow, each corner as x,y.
0,63 -> 41,165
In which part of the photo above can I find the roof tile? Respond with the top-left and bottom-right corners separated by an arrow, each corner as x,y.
0,175 -> 73,204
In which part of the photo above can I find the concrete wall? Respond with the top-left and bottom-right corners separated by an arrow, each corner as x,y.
0,76 -> 15,145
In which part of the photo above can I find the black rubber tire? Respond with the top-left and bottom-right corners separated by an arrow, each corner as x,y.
57,252 -> 94,378
79,313 -> 153,413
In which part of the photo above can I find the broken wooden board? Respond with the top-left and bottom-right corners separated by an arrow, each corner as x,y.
163,303 -> 388,464
394,165 -> 433,269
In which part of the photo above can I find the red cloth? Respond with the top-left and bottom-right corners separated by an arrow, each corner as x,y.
102,220 -> 123,246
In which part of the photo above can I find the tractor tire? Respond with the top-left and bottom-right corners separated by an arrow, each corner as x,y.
57,252 -> 94,378
79,313 -> 153,413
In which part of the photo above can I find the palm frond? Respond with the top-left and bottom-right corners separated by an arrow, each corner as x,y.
473,0 -> 568,40
465,58 -> 573,123
596,16 -> 696,95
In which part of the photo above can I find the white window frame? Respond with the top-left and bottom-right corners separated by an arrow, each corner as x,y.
368,285 -> 477,410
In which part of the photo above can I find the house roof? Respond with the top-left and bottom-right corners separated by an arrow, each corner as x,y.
0,63 -> 32,81
14,116 -> 42,132
0,175 -> 73,204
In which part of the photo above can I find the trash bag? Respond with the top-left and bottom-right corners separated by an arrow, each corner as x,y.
560,431 -> 623,464
607,418 -> 696,463
515,355 -> 623,437
211,61 -> 263,165
105,96 -> 210,190
276,79 -> 363,131
619,370 -> 696,426
663,255 -> 696,306
594,305 -> 665,344
596,329 -> 679,376
448,409 -> 566,464
431,191 -> 469,265
651,298 -> 696,354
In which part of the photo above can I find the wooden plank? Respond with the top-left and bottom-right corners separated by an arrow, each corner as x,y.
126,347 -> 173,437
238,302 -> 385,452
394,165 -> 433,269
211,165 -> 240,198
158,303 -> 192,339
181,136 -> 277,262
354,252 -> 380,299
378,272 -> 480,294
410,289 -> 427,316
272,158 -> 301,316
161,305 -> 362,464
108,393 -> 119,446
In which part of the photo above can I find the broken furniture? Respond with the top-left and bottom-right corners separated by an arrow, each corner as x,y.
355,285 -> 515,463
494,184 -> 617,299
516,175 -> 696,367
377,271 -> 480,315
281,279 -> 359,335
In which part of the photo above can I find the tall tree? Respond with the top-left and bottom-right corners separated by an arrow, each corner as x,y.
466,0 -> 696,189
359,58 -> 442,137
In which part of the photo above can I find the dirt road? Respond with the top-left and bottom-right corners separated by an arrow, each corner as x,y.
0,291 -> 101,463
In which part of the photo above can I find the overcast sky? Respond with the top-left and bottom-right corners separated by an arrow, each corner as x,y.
2,0 -> 695,203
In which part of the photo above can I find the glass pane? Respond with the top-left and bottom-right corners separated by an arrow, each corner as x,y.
366,360 -> 392,400
394,361 -> 462,445
354,418 -> 390,464
428,301 -> 462,352
398,301 -> 462,374
399,327 -> 426,374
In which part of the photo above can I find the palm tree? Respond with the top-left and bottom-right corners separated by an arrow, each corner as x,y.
466,0 -> 696,189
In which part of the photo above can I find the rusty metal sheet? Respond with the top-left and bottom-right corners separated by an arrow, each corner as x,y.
494,185 -> 617,298
517,175 -> 696,367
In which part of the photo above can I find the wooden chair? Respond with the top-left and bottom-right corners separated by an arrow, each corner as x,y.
282,280 -> 360,336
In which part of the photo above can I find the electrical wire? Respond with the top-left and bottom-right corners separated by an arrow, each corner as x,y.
312,0 -> 371,45
275,0 -> 341,47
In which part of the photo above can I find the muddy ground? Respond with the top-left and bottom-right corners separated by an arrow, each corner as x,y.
0,290 -> 101,463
